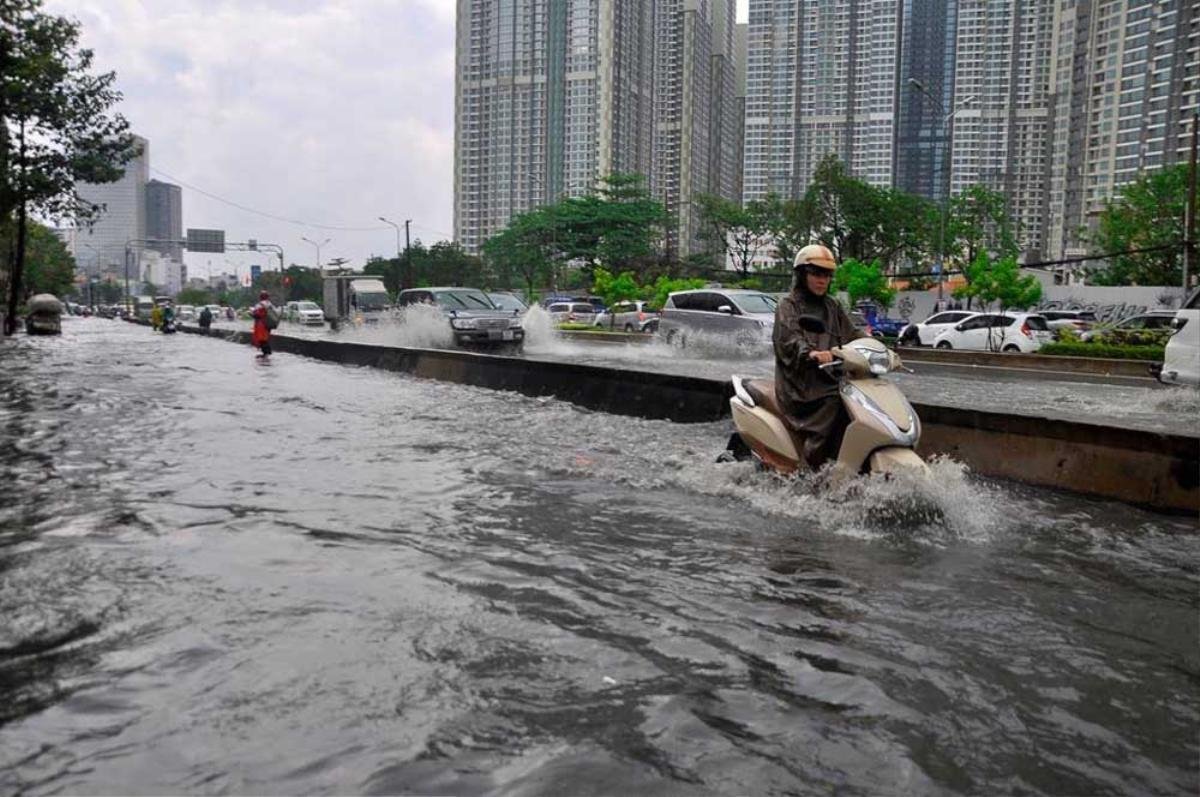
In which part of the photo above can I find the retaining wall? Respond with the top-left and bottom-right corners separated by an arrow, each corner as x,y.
183,326 -> 1198,513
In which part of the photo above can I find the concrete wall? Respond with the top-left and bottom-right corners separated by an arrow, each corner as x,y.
181,325 -> 1199,513
891,285 -> 1188,324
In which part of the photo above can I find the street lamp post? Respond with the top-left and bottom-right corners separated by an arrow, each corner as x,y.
301,236 -> 331,273
908,79 -> 975,311
378,216 -> 401,260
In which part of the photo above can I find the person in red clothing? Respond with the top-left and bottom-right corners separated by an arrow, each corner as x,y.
250,290 -> 274,358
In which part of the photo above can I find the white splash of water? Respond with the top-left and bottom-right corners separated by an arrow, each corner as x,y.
520,305 -> 561,349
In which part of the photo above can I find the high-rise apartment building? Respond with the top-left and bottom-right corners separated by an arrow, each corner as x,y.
742,0 -> 904,202
145,179 -> 183,261
746,0 -> 1196,264
454,0 -> 742,257
75,135 -> 149,274
453,0 -> 654,254
948,1 -> 1057,258
652,0 -> 740,256
1045,0 -> 1199,260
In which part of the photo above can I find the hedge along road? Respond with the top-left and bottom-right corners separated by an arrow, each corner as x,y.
1,318 -> 1196,795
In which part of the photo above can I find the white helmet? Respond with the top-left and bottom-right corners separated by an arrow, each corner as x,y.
794,244 -> 837,272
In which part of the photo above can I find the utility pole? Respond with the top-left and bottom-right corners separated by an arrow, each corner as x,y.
1185,111 -> 1198,293
404,219 -> 413,290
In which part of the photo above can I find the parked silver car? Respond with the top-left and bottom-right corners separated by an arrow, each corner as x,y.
657,289 -> 778,346
594,300 -> 659,332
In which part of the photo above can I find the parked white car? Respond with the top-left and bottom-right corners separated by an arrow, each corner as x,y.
932,312 -> 1053,353
284,300 -> 325,326
1157,288 -> 1199,387
898,311 -> 978,346
594,300 -> 659,332
547,302 -> 597,325
1039,309 -> 1097,334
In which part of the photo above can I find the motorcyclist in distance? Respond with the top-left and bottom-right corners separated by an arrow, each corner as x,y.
772,244 -> 866,470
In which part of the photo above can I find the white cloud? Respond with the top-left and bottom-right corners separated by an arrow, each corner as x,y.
47,0 -> 456,276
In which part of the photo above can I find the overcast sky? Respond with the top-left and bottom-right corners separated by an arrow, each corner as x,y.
50,0 -> 748,279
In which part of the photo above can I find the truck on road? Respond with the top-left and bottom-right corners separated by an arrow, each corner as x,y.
322,276 -> 391,327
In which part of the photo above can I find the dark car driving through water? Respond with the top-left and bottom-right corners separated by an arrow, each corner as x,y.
397,287 -> 524,350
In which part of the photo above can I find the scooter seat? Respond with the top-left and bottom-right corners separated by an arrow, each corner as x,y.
743,379 -> 784,417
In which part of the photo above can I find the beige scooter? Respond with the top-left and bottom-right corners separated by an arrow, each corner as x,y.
726,318 -> 927,478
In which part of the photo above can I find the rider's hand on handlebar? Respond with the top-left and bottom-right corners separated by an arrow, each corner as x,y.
808,350 -> 834,365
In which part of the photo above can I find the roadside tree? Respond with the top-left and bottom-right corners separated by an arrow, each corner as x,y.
2,0 -> 139,334
1086,164 -> 1186,286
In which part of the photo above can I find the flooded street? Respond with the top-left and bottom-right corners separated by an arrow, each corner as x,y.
2,319 -> 1197,795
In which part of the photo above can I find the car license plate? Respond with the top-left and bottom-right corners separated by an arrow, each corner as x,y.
502,330 -> 514,341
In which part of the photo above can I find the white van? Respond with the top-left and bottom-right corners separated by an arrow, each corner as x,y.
1158,288 -> 1199,387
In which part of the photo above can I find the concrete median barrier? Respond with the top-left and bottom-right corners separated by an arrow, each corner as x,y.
182,326 -> 1198,513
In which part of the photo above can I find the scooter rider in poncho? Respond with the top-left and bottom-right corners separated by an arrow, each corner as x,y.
772,245 -> 866,470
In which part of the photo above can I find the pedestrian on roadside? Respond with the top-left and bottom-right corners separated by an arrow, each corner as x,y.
198,305 -> 213,333
251,291 -> 275,359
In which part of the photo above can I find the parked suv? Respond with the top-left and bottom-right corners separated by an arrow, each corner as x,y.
658,289 -> 778,346
397,287 -> 524,349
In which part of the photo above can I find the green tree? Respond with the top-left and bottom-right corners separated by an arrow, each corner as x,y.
591,267 -> 640,328
833,258 -> 896,311
944,184 -> 1018,273
482,206 -> 557,298
18,220 -> 75,298
802,155 -> 932,271
954,252 -> 1042,349
93,279 -> 122,304
1087,164 -> 1186,286
640,275 -> 707,310
695,193 -> 782,278
2,0 -> 139,334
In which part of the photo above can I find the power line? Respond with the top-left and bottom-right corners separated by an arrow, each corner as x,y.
150,166 -> 394,233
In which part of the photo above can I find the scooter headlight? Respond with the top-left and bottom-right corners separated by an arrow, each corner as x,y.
853,345 -> 891,375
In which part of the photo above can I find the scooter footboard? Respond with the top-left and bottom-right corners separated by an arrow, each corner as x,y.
868,447 -> 928,475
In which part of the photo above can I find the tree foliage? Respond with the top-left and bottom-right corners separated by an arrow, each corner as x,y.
1086,164 -> 1186,286
954,251 -> 1042,312
2,0 -> 139,333
944,184 -> 1018,271
482,173 -> 670,293
694,192 -> 780,277
833,258 -> 896,310
21,220 -> 75,297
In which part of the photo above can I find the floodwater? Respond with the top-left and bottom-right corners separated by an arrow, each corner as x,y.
2,319 -> 1196,796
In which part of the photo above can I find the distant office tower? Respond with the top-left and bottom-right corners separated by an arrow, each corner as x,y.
145,179 -> 183,261
742,0 -> 904,202
1045,0 -> 1199,261
453,0 -> 654,254
731,22 -> 748,204
75,135 -> 149,274
652,0 -> 740,257
894,0 -> 958,204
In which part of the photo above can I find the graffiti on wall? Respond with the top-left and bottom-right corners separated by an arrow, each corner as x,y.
1034,292 -> 1180,323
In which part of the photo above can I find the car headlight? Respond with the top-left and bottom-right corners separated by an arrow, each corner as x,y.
508,319 -> 523,329
853,345 -> 891,375
451,318 -> 477,330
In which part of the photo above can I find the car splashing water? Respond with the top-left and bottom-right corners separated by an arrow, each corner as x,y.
2,320 -> 1195,796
